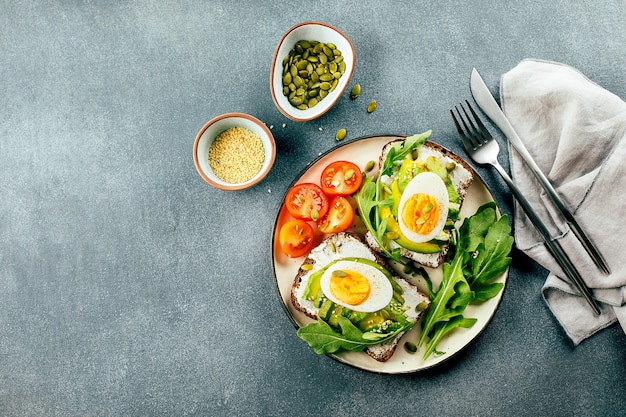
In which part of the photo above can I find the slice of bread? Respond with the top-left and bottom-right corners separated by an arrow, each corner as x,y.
291,232 -> 430,362
365,139 -> 474,268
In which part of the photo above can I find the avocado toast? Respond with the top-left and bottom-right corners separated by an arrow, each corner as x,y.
357,131 -> 474,268
291,232 -> 431,362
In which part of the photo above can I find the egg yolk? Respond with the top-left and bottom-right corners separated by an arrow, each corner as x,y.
329,270 -> 371,306
401,193 -> 440,236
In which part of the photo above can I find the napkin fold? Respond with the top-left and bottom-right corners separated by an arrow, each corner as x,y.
500,59 -> 626,344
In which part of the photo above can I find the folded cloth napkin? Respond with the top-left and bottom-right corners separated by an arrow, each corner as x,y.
500,59 -> 626,344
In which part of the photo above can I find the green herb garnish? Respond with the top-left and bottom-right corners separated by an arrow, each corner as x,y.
418,202 -> 514,359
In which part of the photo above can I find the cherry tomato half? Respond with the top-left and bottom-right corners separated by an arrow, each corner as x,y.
278,219 -> 315,258
317,196 -> 355,234
320,161 -> 363,196
284,183 -> 329,221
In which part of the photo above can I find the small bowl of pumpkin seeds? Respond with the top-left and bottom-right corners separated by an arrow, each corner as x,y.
193,112 -> 276,191
270,22 -> 356,122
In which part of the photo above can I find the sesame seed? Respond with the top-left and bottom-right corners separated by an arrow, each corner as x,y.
208,127 -> 265,184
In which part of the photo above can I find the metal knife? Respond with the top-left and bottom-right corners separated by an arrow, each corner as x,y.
470,67 -> 610,275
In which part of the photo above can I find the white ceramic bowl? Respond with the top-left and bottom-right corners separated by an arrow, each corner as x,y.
270,22 -> 356,122
193,113 -> 276,191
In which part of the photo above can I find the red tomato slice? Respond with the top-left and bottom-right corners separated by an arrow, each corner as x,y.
317,196 -> 355,234
278,219 -> 315,258
320,161 -> 363,196
284,183 -> 329,221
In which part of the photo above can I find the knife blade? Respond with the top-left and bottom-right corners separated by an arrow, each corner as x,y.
470,67 -> 611,275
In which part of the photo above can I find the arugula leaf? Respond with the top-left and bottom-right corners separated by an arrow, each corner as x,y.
418,202 -> 514,360
421,316 -> 477,360
418,244 -> 470,349
297,316 -> 411,355
380,131 -> 431,176
471,215 -> 514,286
355,175 -> 404,263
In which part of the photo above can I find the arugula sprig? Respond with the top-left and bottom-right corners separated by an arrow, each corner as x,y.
297,315 -> 413,355
418,202 -> 514,359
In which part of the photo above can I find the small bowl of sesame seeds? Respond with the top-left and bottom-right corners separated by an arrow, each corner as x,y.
193,112 -> 276,191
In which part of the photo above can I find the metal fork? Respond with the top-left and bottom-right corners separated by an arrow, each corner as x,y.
451,100 -> 601,315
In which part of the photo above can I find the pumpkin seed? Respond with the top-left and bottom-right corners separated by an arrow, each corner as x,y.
365,160 -> 375,172
301,264 -> 313,271
404,342 -> 418,353
335,128 -> 347,141
367,100 -> 377,113
416,301 -> 429,312
446,162 -> 457,171
350,83 -> 361,99
332,270 -> 347,278
280,39 -> 347,111
289,96 -> 303,106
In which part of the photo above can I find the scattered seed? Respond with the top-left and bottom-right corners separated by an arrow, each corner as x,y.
335,128 -> 347,141
416,301 -> 429,312
365,160 -> 375,172
301,264 -> 313,271
350,83 -> 361,99
404,342 -> 418,353
332,270 -> 347,278
367,100 -> 377,113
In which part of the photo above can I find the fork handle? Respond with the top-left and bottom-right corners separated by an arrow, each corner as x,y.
490,161 -> 601,315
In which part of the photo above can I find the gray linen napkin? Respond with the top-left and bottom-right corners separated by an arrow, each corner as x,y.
500,59 -> 626,344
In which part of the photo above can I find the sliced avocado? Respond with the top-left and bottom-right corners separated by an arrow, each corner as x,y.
390,179 -> 402,218
327,305 -> 344,328
318,299 -> 334,321
446,181 -> 460,204
425,155 -> 449,183
357,311 -> 387,332
302,265 -> 328,300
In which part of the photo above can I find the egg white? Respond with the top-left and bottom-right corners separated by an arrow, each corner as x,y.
320,260 -> 393,313
398,171 -> 449,243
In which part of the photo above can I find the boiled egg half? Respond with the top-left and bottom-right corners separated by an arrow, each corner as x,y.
319,260 -> 393,312
398,171 -> 449,243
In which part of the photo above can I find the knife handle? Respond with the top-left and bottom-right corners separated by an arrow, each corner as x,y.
490,161 -> 601,315
508,142 -> 611,274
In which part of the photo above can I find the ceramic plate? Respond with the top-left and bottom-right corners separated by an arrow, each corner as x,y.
271,134 -> 508,374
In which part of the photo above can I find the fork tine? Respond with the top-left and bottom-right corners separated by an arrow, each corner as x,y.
451,104 -> 481,149
450,108 -> 477,151
464,100 -> 492,145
